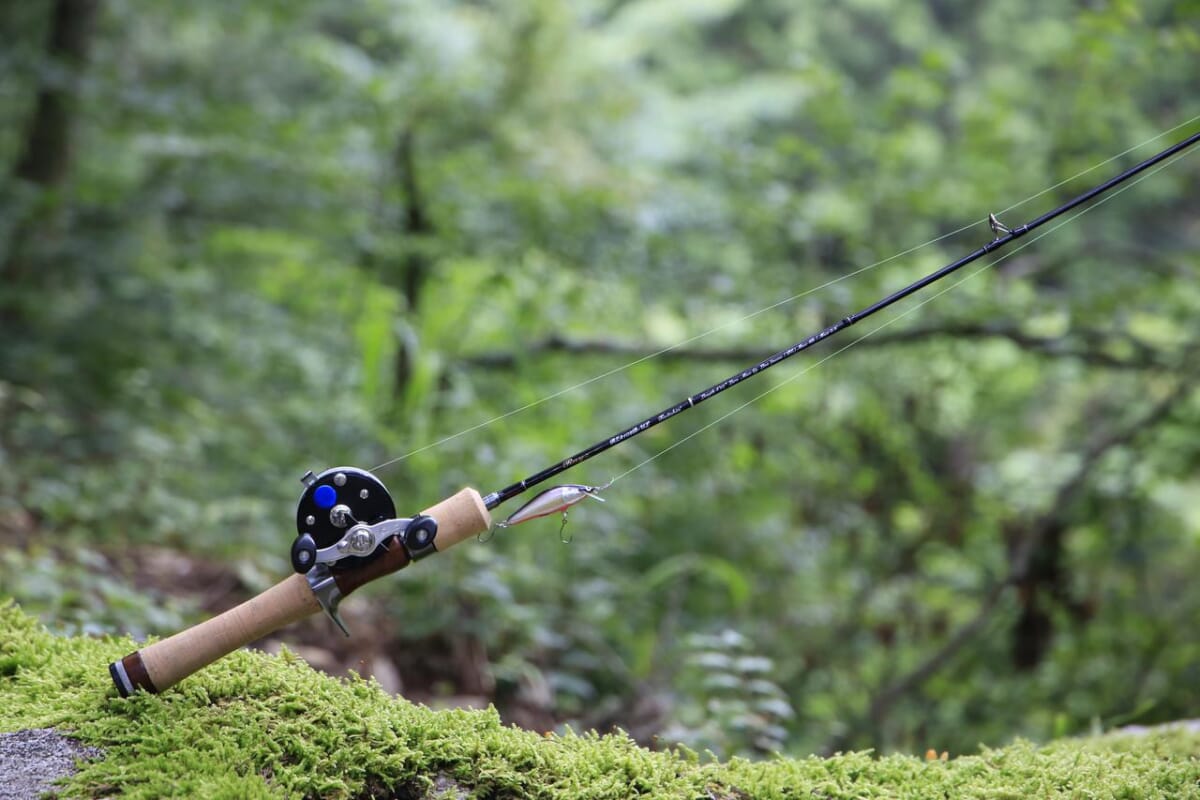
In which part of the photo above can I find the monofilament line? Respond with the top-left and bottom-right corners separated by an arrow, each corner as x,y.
481,127 -> 1200,510
369,114 -> 1200,475
605,144 -> 1196,486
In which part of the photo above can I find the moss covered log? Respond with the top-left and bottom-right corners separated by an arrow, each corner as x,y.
1,602 -> 1198,799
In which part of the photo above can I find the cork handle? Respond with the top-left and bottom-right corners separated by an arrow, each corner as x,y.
424,487 -> 491,551
110,487 -> 492,695
110,573 -> 321,695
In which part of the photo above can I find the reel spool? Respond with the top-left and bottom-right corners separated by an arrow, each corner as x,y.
291,466 -> 395,573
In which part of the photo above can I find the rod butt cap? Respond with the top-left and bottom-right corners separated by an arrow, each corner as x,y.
109,651 -> 159,696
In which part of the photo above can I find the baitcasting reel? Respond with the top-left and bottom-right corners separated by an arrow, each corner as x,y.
289,466 -> 439,635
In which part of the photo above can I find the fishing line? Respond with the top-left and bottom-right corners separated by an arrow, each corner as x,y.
369,231 -> 969,473
370,114 -> 1200,474
481,128 -> 1200,509
603,142 -> 1198,487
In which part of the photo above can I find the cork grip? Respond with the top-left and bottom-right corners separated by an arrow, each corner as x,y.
423,487 -> 491,551
110,487 -> 491,696
111,573 -> 322,695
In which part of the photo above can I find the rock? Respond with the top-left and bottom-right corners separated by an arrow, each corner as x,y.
0,728 -> 102,800
1118,719 -> 1200,736
429,771 -> 470,799
368,655 -> 404,695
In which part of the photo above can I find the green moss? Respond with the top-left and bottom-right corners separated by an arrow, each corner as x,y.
2,600 -> 1198,799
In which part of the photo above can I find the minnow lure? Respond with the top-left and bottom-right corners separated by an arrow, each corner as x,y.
496,483 -> 608,539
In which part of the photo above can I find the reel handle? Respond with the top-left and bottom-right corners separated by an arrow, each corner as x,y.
109,487 -> 491,696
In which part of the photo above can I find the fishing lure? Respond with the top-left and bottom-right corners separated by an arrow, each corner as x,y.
496,483 -> 608,540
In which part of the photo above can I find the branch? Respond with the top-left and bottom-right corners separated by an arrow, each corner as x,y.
463,335 -> 743,368
869,322 -> 1167,370
459,324 -> 1174,372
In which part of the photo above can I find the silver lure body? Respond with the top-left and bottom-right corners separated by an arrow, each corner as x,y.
501,484 -> 606,527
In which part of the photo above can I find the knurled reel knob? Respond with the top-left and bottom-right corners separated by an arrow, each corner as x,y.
402,515 -> 439,560
291,533 -> 318,573
292,466 -> 395,573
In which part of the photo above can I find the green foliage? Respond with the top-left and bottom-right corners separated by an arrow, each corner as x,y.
0,547 -> 192,640
3,604 -> 1200,799
2,0 -> 1199,762
666,630 -> 795,756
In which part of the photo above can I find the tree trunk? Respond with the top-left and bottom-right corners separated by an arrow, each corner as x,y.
2,0 -> 100,285
392,126 -> 434,399
13,0 -> 99,187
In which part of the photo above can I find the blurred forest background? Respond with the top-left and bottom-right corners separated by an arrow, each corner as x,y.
2,0 -> 1198,759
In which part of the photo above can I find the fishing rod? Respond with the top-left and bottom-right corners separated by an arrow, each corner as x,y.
109,128 -> 1199,697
